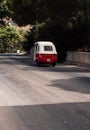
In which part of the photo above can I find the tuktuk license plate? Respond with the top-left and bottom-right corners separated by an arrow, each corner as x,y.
47,59 -> 50,62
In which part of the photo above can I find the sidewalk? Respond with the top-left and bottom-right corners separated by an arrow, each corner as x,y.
64,61 -> 90,69
0,52 -> 26,56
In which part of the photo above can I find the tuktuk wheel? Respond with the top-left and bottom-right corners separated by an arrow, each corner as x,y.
52,62 -> 56,67
37,61 -> 41,66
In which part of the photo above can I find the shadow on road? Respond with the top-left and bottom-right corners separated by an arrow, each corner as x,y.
0,102 -> 90,130
0,55 -> 90,95
48,77 -> 90,94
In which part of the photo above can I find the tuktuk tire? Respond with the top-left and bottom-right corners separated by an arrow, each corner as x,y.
52,62 -> 56,67
37,61 -> 40,66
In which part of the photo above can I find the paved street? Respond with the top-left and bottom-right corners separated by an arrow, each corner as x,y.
0,55 -> 90,130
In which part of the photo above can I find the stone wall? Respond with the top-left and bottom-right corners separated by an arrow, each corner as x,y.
66,52 -> 90,64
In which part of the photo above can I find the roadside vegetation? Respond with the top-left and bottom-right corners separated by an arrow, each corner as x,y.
0,0 -> 90,61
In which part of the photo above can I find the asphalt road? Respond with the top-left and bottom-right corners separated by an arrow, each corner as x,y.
0,55 -> 90,130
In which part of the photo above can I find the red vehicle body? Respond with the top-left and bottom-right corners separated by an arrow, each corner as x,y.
34,41 -> 57,66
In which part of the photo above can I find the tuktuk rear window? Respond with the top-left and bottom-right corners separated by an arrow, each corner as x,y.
44,46 -> 53,51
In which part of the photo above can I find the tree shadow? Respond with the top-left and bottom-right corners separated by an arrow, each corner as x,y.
48,77 -> 90,94
0,102 -> 90,130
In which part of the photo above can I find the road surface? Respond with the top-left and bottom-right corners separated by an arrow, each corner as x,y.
0,55 -> 90,130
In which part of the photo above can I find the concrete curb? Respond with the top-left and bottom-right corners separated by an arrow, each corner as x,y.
65,61 -> 90,69
0,53 -> 26,56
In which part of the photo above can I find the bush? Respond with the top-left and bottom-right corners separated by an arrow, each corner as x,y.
0,25 -> 22,53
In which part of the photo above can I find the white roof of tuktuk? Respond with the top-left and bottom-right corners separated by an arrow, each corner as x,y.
35,41 -> 54,46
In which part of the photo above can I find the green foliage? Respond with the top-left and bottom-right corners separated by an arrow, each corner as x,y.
10,0 -> 90,26
0,0 -> 12,19
11,0 -> 38,25
0,26 -> 22,53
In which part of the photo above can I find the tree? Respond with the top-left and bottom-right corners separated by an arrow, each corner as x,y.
0,26 -> 21,53
0,0 -> 22,53
10,0 -> 90,26
1,0 -> 90,56
11,0 -> 38,25
0,0 -> 12,19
